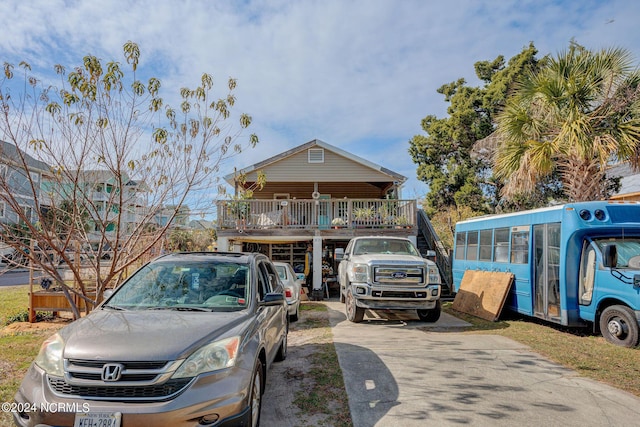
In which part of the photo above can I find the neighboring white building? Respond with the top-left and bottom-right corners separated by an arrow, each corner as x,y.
0,140 -> 51,226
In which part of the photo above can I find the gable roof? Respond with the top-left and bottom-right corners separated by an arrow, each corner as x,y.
608,161 -> 640,197
224,139 -> 406,185
0,140 -> 51,172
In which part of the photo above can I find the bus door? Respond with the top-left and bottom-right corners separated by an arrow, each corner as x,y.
533,223 -> 561,322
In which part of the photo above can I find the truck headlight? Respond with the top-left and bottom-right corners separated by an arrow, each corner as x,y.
427,266 -> 441,284
350,263 -> 369,283
34,333 -> 65,377
172,336 -> 240,379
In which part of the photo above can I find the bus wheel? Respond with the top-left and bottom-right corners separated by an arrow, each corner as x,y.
599,305 -> 640,348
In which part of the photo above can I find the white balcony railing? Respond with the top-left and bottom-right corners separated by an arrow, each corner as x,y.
216,199 -> 417,230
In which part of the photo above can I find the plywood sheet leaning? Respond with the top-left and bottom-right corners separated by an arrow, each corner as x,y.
452,270 -> 514,321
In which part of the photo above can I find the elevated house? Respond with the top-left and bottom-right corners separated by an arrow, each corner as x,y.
216,139 -> 448,294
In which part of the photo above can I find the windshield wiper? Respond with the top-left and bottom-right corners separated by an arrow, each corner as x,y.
147,306 -> 211,312
102,304 -> 125,311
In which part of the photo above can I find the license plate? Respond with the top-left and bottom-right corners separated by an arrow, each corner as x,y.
74,412 -> 122,427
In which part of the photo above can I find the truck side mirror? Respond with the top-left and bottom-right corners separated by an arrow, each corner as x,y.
603,244 -> 617,268
424,250 -> 436,260
335,248 -> 345,261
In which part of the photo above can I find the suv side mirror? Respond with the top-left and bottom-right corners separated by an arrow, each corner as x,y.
334,248 -> 344,261
603,244 -> 617,268
261,292 -> 285,306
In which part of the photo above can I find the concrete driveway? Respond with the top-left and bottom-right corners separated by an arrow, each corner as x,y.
324,300 -> 640,427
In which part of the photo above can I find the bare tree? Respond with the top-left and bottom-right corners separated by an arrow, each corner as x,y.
0,41 -> 258,318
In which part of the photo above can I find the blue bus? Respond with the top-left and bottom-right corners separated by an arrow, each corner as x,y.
452,201 -> 640,347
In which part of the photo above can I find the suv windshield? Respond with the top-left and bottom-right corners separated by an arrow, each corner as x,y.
107,261 -> 250,311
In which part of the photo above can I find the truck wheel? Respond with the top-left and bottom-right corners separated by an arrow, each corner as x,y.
346,288 -> 364,323
417,300 -> 442,323
599,305 -> 639,348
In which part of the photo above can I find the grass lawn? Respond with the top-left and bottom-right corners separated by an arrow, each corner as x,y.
0,285 -> 67,427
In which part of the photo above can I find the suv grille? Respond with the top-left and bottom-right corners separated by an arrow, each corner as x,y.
52,359 -> 189,401
373,266 -> 424,284
48,377 -> 191,401
67,359 -> 170,383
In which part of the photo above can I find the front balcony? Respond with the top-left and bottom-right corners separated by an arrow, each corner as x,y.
216,199 -> 417,231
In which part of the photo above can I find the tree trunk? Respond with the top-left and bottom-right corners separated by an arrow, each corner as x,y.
559,156 -> 606,202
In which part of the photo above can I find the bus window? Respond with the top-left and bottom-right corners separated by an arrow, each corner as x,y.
510,227 -> 529,264
466,231 -> 478,261
455,232 -> 466,260
479,229 -> 492,261
494,228 -> 509,262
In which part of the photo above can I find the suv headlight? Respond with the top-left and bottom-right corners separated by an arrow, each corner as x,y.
427,266 -> 441,284
350,263 -> 369,283
34,333 -> 65,376
172,336 -> 240,379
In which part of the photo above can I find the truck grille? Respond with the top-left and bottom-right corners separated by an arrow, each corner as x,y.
373,266 -> 424,285
371,290 -> 427,298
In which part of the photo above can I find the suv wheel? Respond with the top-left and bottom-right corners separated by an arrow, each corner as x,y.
417,300 -> 442,323
345,288 -> 364,323
249,360 -> 263,427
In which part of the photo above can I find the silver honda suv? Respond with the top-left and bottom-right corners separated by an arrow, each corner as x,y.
13,251 -> 288,427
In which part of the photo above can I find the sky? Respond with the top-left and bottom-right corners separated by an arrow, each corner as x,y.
2,0 -> 640,208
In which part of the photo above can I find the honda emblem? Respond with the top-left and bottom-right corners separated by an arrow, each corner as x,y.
101,363 -> 124,382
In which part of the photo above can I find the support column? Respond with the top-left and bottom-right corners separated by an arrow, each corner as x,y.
311,234 -> 324,300
217,237 -> 230,252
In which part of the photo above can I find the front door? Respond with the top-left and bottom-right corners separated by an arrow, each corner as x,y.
533,223 -> 561,321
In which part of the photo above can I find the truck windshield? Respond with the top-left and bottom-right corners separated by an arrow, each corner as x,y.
593,238 -> 640,269
353,239 -> 419,256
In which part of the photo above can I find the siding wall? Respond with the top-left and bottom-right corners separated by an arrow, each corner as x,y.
242,148 -> 393,183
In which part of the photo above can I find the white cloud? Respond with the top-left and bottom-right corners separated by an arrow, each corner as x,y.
2,0 -> 640,202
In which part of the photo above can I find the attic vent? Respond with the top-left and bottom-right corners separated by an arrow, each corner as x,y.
308,148 -> 325,163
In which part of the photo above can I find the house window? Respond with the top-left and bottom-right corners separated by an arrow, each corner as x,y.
308,149 -> 324,163
0,164 -> 6,178
29,171 -> 40,183
20,205 -> 33,223
274,193 -> 290,200
0,202 -> 4,218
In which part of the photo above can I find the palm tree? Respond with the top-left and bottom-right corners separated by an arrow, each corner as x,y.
494,45 -> 640,202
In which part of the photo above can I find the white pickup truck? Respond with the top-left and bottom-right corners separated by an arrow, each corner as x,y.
337,236 -> 442,323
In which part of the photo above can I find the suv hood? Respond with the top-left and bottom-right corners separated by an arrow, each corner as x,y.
57,309 -> 248,361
